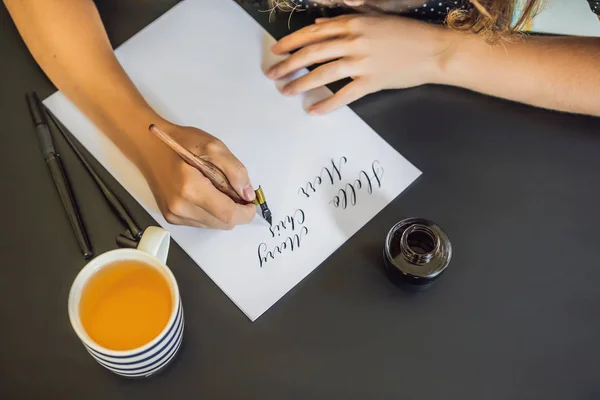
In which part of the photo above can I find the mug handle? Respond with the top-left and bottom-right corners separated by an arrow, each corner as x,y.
137,226 -> 171,264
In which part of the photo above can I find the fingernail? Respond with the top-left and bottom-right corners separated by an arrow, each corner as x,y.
267,68 -> 277,79
344,0 -> 366,6
308,107 -> 321,115
243,185 -> 256,201
282,86 -> 292,95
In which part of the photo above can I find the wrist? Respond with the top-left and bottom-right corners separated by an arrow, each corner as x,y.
126,111 -> 176,176
99,101 -> 174,177
428,28 -> 480,87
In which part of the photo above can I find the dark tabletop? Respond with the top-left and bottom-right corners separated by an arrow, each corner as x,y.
2,1 -> 600,399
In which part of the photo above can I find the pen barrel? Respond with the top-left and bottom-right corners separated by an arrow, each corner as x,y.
46,154 -> 93,259
35,125 -> 56,159
46,108 -> 142,240
207,176 -> 246,204
26,92 -> 49,126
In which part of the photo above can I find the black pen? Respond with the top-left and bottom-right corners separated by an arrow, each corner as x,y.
46,107 -> 143,240
26,92 -> 93,259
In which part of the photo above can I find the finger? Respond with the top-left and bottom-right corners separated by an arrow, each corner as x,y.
164,197 -> 237,230
308,80 -> 368,115
271,19 -> 351,55
204,141 -> 256,202
182,173 -> 257,226
267,38 -> 351,80
196,197 -> 255,227
281,59 -> 358,96
162,212 -> 209,229
343,0 -> 366,6
313,15 -> 349,24
315,14 -> 353,24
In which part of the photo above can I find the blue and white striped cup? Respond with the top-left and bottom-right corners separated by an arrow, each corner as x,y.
68,226 -> 184,378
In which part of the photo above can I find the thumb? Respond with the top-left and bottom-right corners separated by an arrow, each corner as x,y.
173,125 -> 257,203
211,151 -> 256,203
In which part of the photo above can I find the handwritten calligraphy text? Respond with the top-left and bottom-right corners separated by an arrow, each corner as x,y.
298,157 -> 347,198
269,209 -> 306,238
330,161 -> 384,209
258,209 -> 309,268
258,226 -> 309,268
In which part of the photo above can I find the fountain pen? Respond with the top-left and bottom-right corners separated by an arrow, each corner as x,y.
148,124 -> 272,226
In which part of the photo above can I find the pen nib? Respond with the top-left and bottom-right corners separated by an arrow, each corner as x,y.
261,205 -> 272,226
253,186 -> 272,226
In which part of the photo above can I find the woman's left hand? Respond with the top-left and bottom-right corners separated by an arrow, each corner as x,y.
267,14 -> 452,115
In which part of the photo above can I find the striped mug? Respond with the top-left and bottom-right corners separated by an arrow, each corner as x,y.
68,226 -> 184,378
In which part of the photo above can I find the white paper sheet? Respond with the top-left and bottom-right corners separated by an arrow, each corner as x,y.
44,0 -> 421,321
529,0 -> 600,37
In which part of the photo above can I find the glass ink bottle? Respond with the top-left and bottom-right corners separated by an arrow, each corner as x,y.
383,217 -> 452,291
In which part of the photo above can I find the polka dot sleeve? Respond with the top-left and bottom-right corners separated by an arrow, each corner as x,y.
587,0 -> 600,17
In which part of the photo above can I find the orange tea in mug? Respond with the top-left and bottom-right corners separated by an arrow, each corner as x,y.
68,226 -> 184,378
79,259 -> 173,351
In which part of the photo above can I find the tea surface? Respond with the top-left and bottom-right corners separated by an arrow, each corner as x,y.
79,260 -> 173,351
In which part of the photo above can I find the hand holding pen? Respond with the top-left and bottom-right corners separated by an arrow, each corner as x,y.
146,123 -> 271,228
28,92 -> 268,231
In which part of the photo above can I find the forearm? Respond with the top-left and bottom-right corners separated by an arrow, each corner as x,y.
5,0 -> 164,170
438,31 -> 600,117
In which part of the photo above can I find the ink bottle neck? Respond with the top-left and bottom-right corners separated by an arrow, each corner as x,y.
399,224 -> 440,265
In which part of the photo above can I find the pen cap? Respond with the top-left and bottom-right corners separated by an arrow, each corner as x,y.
26,92 -> 49,126
116,232 -> 139,249
26,92 -> 55,158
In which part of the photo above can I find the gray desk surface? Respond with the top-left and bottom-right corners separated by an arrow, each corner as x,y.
1,1 -> 600,399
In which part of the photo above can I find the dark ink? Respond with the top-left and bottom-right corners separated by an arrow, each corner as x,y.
298,157 -> 347,198
330,161 -> 384,209
258,226 -> 309,268
269,209 -> 306,238
257,208 -> 309,268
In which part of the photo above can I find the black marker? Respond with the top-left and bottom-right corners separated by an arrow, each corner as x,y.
26,92 -> 93,259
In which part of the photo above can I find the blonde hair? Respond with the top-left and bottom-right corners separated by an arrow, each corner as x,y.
449,0 -> 545,42
260,0 -> 546,42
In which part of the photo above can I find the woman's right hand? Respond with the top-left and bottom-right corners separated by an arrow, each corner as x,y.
5,0 -> 254,230
138,121 -> 257,230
